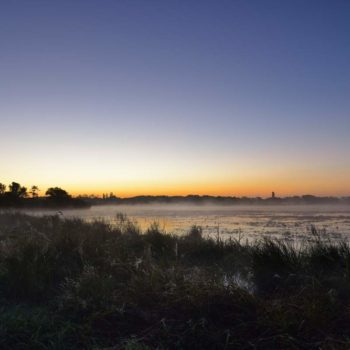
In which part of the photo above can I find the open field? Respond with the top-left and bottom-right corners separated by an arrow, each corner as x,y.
1,212 -> 350,349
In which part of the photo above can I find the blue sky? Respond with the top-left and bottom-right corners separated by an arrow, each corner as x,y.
1,0 -> 349,196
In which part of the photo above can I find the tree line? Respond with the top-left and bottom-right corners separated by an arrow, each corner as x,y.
0,182 -> 88,208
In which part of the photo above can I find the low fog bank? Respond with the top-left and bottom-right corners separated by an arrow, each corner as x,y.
8,202 -> 350,219
95,203 -> 350,213
82,195 -> 350,207
3,203 -> 350,242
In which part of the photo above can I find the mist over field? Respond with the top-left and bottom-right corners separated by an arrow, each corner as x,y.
9,203 -> 350,242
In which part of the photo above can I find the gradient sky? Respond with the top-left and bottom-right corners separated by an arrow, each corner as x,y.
1,0 -> 349,197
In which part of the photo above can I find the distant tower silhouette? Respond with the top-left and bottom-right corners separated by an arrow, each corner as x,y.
272,191 -> 275,199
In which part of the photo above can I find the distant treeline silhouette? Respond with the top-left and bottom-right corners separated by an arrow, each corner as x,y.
0,182 -> 89,208
79,193 -> 350,206
1,181 -> 349,208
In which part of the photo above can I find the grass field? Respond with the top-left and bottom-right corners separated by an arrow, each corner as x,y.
0,212 -> 350,349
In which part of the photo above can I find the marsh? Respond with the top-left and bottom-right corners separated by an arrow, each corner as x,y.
11,204 -> 350,242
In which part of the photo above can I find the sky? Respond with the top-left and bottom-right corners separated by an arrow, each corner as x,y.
1,0 -> 349,197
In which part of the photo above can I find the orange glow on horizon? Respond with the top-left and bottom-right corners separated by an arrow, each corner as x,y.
2,160 -> 350,198
63,170 -> 350,198
67,181 -> 350,198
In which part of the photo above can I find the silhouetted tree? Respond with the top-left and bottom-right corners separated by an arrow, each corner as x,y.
44,187 -> 88,207
46,187 -> 71,200
8,182 -> 27,198
0,183 -> 6,195
30,185 -> 40,198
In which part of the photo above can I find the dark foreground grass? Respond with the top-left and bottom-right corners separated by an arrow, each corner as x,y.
1,213 -> 350,349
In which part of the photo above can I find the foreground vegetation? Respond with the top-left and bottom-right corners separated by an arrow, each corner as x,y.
0,213 -> 350,349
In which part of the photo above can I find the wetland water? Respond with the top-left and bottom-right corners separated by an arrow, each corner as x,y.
16,204 -> 350,242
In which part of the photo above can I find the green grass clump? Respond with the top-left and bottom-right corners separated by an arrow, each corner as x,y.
1,212 -> 350,348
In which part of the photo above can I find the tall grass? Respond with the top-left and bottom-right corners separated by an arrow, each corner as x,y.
0,212 -> 350,349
